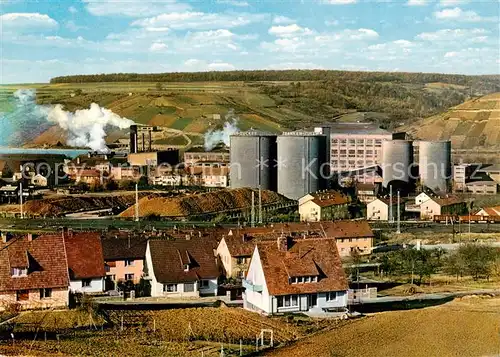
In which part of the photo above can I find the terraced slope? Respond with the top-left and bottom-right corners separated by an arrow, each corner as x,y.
403,93 -> 500,150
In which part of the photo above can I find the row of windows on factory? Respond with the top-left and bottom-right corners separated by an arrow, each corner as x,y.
332,149 -> 378,156
332,160 -> 376,167
332,139 -> 383,147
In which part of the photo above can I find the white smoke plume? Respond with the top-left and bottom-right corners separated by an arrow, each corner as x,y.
47,103 -> 134,152
4,89 -> 133,152
204,109 -> 240,151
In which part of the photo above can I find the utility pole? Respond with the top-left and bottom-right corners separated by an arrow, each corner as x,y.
135,183 -> 139,222
396,190 -> 401,234
251,190 -> 255,227
258,185 -> 262,224
389,185 -> 393,223
19,182 -> 23,219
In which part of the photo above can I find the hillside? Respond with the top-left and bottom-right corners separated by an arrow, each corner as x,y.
402,92 -> 500,162
119,187 -> 291,218
3,70 -> 500,149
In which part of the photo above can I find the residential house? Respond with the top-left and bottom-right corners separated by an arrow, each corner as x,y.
420,197 -> 467,220
64,231 -> 106,294
69,169 -> 103,185
0,185 -> 19,204
101,233 -> 148,286
475,206 -> 500,217
367,198 -> 397,221
217,233 -> 255,280
243,237 -> 348,315
298,190 -> 349,222
466,180 -> 498,195
0,233 -> 69,310
145,238 -> 219,297
415,192 -> 432,205
355,183 -> 379,204
188,165 -> 229,188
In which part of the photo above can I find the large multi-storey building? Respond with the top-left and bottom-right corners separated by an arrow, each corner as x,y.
315,123 -> 405,184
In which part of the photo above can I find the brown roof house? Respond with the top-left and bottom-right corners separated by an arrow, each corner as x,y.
0,233 -> 70,311
298,191 -> 350,222
145,238 -> 219,298
65,231 -> 106,294
243,236 -> 348,315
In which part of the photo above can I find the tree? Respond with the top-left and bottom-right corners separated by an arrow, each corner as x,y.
156,82 -> 163,91
105,180 -> 118,191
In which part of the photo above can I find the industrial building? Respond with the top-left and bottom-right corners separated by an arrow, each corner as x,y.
229,131 -> 277,191
277,131 -> 327,200
418,141 -> 452,194
315,123 -> 406,184
184,147 -> 230,167
129,125 -> 158,153
127,150 -> 179,167
381,140 -> 414,191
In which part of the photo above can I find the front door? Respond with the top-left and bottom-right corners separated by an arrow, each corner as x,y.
309,293 -> 317,308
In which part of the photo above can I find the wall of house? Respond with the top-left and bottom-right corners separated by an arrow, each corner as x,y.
216,238 -> 233,278
299,201 -> 320,222
199,279 -> 218,296
0,288 -> 68,311
336,237 -> 373,256
230,257 -> 250,279
367,200 -> 389,221
420,200 -> 441,220
106,259 -> 144,284
70,278 -> 104,293
244,247 -> 272,314
415,193 -> 431,205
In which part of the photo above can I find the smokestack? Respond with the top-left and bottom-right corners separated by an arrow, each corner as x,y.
130,125 -> 138,154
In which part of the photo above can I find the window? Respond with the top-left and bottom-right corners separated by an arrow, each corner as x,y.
238,270 -> 246,279
200,280 -> 209,289
277,295 -> 299,308
164,284 -> 177,292
185,283 -> 195,292
12,268 -> 28,277
82,279 -> 92,287
124,259 -> 135,267
236,257 -> 245,265
39,288 -> 52,299
326,292 -> 339,301
125,274 -> 134,281
17,290 -> 29,301
290,277 -> 298,284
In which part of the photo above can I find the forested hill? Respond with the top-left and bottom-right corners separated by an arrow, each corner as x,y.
50,70 -> 500,92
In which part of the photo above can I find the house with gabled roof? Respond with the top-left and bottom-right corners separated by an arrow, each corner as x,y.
298,190 -> 350,222
64,231 -> 106,294
0,233 -> 69,310
145,238 -> 219,298
243,236 -> 348,315
420,196 -> 467,220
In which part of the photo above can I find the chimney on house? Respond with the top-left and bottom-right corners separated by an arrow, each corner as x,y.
76,157 -> 81,165
1,232 -> 10,244
277,234 -> 292,252
242,233 -> 249,243
185,234 -> 191,241
62,227 -> 68,238
27,233 -> 33,242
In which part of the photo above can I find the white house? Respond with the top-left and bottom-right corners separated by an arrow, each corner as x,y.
298,191 -> 349,222
145,238 -> 219,298
65,232 -> 106,294
420,197 -> 467,220
415,192 -> 431,205
243,237 -> 348,315
366,198 -> 397,221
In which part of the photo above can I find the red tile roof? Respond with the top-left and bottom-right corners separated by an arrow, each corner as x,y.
101,233 -> 148,261
148,238 -> 219,284
221,221 -> 373,257
256,238 -> 348,296
307,191 -> 349,208
0,234 -> 69,291
65,232 -> 106,279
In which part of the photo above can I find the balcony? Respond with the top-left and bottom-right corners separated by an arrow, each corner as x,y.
405,203 -> 421,213
242,280 -> 263,292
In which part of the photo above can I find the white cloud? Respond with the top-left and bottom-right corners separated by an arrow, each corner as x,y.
273,15 -> 295,24
416,28 -> 489,42
131,11 -> 268,30
65,20 -> 88,32
207,62 -> 235,70
216,0 -> 249,6
433,7 -> 495,22
0,13 -> 58,32
150,42 -> 168,52
182,59 -> 235,71
407,0 -> 429,6
321,0 -> 357,4
268,24 -> 314,37
83,0 -> 191,17
68,6 -> 78,13
438,0 -> 469,6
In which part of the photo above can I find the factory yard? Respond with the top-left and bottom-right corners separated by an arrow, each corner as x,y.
266,295 -> 500,357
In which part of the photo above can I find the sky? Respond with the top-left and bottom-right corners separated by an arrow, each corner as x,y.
1,0 -> 499,83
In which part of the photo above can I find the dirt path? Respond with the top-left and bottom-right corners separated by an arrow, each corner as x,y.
265,297 -> 500,357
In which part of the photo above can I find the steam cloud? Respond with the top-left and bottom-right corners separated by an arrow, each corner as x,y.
0,89 -> 134,152
204,109 -> 240,151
